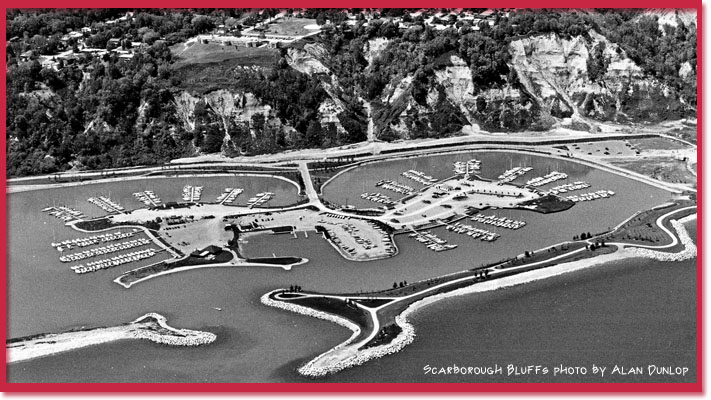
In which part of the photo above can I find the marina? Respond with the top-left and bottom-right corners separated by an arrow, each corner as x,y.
51,230 -> 139,252
216,188 -> 243,205
526,171 -> 568,187
133,190 -> 162,207
375,179 -> 414,195
87,196 -> 125,213
470,214 -> 526,230
566,190 -> 616,202
446,222 -> 501,242
546,181 -> 591,195
59,238 -> 151,263
247,192 -> 274,208
182,185 -> 203,202
70,248 -> 159,274
401,170 -> 438,185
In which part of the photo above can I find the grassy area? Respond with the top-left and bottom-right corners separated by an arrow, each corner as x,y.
608,157 -> 696,185
116,249 -> 234,286
172,42 -> 278,67
287,296 -> 371,328
629,137 -> 692,151
601,201 -> 696,247
261,18 -> 317,36
75,217 -> 160,231
515,194 -> 575,213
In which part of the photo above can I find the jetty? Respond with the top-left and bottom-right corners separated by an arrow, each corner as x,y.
471,214 -> 526,230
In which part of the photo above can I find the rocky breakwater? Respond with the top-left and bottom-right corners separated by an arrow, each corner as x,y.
131,313 -> 217,347
7,313 -> 216,363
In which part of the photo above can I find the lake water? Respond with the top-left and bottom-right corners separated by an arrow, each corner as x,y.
6,154 -> 697,383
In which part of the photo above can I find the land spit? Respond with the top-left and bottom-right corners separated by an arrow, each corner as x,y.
7,313 -> 216,364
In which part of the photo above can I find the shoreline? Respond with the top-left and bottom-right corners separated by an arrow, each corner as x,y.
264,213 -> 697,378
7,313 -> 216,364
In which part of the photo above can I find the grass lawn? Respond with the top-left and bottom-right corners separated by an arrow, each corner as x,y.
262,18 -> 318,36
629,137 -> 692,151
608,157 -> 696,184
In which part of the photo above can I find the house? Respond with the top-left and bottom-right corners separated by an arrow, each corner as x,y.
20,50 -> 34,62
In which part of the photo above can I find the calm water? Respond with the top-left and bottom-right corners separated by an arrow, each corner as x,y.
7,154 -> 697,383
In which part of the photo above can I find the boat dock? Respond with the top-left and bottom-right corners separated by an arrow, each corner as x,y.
408,230 -> 457,252
497,166 -> 532,184
52,230 -> 139,252
526,171 -> 568,187
361,192 -> 395,206
217,188 -> 243,204
566,190 -> 615,202
59,238 -> 151,263
471,214 -> 526,230
546,181 -> 590,195
453,159 -> 481,174
42,206 -> 85,222
401,170 -> 438,185
446,222 -> 500,242
375,179 -> 413,195
88,196 -> 125,213
70,248 -> 158,274
133,190 -> 162,207
182,185 -> 203,202
247,192 -> 274,208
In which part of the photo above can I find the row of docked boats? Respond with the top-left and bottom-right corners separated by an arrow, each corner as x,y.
446,222 -> 500,242
361,192 -> 395,206
453,159 -> 481,175
566,190 -> 615,202
182,185 -> 203,202
497,166 -> 533,184
133,190 -> 162,206
52,230 -> 139,252
42,206 -> 85,221
87,196 -> 125,213
408,231 -> 457,252
59,238 -> 151,262
401,170 -> 437,185
375,179 -> 413,195
247,192 -> 274,208
70,248 -> 158,274
546,181 -> 590,195
471,214 -> 526,230
526,171 -> 568,187
216,187 -> 243,204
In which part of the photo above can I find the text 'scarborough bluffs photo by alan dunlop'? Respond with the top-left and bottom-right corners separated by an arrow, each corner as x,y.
2,2 -> 702,394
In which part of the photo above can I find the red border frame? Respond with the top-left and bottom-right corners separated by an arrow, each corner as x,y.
0,2 -> 702,393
